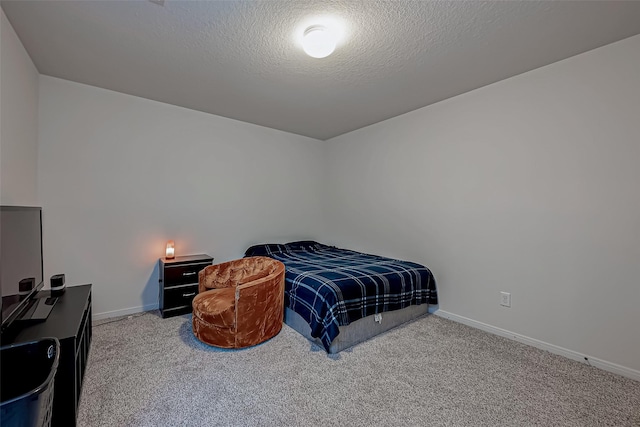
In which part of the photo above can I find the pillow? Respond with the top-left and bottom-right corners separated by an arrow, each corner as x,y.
244,244 -> 287,257
244,241 -> 323,257
283,240 -> 322,251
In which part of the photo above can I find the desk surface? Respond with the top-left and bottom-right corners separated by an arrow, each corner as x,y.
11,284 -> 91,342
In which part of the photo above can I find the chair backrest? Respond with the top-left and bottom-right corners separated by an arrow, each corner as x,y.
198,256 -> 281,293
234,259 -> 285,347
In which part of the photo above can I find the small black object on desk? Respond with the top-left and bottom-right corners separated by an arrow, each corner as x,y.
50,274 -> 66,296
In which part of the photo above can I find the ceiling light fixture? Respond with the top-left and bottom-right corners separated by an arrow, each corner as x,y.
302,25 -> 337,59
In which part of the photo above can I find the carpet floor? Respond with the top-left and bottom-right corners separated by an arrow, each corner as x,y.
78,312 -> 640,426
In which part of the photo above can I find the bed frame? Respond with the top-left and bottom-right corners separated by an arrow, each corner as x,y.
284,304 -> 430,353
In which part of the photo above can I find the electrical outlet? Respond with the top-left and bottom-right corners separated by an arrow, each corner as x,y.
500,292 -> 511,307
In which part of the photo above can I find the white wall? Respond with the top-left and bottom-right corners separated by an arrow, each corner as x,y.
0,10 -> 39,205
38,76 -> 325,317
324,35 -> 640,373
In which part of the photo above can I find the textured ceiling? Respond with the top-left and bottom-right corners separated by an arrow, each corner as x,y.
3,1 -> 640,140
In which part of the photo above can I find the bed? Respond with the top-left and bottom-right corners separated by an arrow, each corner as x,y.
244,241 -> 437,353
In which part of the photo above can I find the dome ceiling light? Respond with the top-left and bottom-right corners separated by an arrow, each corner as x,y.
302,25 -> 338,58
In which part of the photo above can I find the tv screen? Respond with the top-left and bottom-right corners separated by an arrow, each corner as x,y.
0,206 -> 44,331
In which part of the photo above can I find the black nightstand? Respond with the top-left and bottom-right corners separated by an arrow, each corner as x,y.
159,254 -> 213,318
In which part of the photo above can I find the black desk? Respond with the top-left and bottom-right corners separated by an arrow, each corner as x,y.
3,285 -> 92,427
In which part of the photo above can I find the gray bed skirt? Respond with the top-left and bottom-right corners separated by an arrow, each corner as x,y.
284,304 -> 430,353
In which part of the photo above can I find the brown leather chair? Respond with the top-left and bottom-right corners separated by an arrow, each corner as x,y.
192,256 -> 285,348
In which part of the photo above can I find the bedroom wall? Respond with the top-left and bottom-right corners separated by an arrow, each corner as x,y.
38,76 -> 325,318
323,35 -> 640,374
0,10 -> 39,206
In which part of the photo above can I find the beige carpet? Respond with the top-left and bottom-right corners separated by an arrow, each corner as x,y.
78,311 -> 640,426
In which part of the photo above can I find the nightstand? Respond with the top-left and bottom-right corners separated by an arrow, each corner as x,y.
159,254 -> 213,318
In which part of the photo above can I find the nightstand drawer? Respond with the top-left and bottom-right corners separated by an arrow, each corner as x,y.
163,284 -> 199,310
164,262 -> 210,287
159,254 -> 213,318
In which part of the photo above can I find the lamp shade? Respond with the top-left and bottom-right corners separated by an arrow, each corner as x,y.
166,240 -> 175,259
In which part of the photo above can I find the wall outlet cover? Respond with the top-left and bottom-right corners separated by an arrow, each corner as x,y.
500,292 -> 511,307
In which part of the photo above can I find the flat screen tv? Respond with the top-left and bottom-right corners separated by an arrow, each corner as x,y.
0,206 -> 44,332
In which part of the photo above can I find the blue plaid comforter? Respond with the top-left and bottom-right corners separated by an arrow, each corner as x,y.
245,241 -> 437,351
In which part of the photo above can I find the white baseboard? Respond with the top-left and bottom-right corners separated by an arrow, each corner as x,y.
434,310 -> 640,382
93,303 -> 158,321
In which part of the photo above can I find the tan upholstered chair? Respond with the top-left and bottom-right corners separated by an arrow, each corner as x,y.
192,256 -> 285,348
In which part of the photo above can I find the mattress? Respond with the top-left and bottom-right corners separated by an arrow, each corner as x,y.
285,304 -> 430,353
